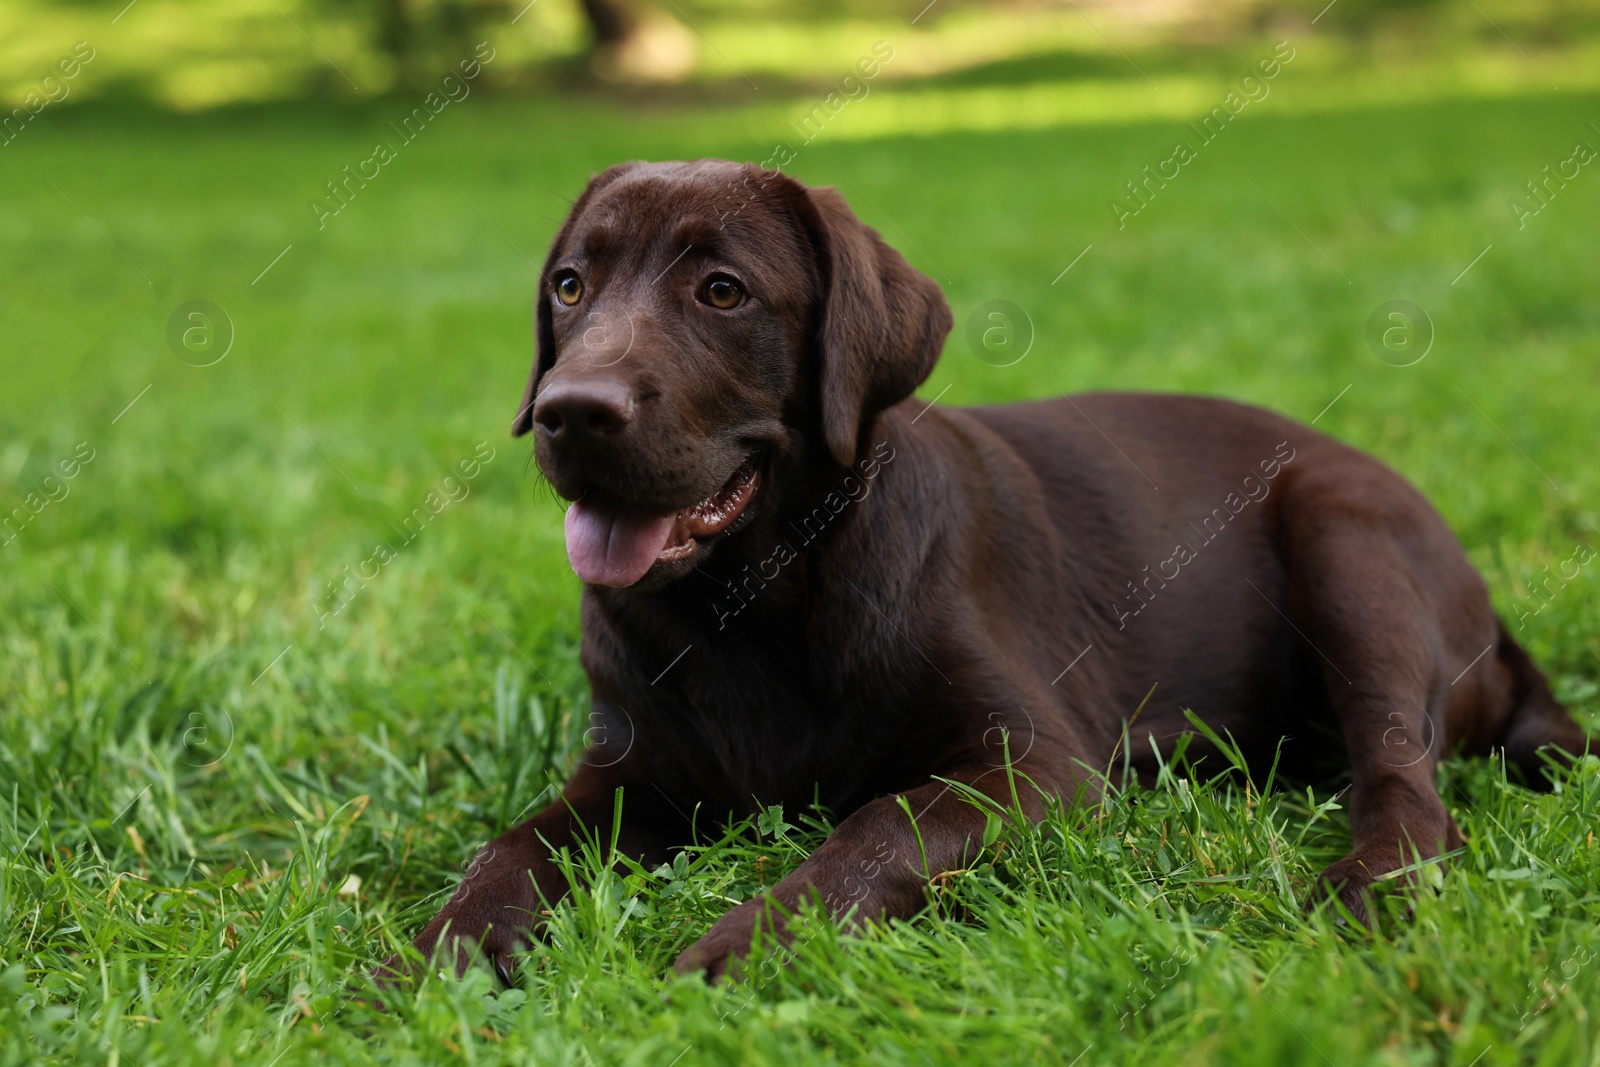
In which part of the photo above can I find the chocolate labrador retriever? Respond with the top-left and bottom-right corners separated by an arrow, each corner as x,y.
387,159 -> 1590,983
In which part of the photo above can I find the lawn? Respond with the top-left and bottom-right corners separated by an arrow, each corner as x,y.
2,15 -> 1600,1066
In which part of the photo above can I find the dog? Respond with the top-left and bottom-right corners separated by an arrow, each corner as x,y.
384,159 -> 1590,984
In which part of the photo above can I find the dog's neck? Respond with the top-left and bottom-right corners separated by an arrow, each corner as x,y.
577,416 -> 954,810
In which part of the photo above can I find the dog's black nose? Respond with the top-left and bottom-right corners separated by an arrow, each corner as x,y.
533,379 -> 635,440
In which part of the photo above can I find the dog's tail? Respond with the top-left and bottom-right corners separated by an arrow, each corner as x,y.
1492,618 -> 1592,787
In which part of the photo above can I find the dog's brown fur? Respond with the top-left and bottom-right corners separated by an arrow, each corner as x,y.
382,160 -> 1590,984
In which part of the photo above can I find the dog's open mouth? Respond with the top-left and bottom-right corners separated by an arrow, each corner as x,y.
564,461 -> 759,588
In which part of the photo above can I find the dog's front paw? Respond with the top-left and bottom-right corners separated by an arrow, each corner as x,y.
1308,854 -> 1380,926
1310,838 -> 1450,927
673,897 -> 792,982
372,865 -> 540,993
370,919 -> 526,996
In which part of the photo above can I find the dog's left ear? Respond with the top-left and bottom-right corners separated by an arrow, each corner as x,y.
798,184 -> 952,467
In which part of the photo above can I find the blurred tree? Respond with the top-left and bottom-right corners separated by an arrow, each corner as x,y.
331,0 -> 695,88
326,0 -> 514,87
580,0 -> 696,83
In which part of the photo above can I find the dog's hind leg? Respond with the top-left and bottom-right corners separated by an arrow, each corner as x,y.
1275,474 -> 1478,924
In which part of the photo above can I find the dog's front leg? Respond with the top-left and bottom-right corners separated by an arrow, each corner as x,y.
376,753 -> 674,988
674,766 -> 1049,980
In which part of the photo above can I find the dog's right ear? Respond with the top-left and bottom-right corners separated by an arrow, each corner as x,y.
512,163 -> 640,437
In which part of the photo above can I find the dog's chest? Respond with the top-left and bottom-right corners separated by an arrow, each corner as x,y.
675,667 -> 841,802
595,580 -> 942,815
636,638 -> 909,814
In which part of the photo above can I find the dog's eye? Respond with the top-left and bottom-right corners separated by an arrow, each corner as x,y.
554,274 -> 584,306
701,276 -> 745,310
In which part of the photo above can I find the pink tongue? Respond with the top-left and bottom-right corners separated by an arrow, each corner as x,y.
564,498 -> 678,588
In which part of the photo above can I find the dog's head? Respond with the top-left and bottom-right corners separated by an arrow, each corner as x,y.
512,159 -> 951,590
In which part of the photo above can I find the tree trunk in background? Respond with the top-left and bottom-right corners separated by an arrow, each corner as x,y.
376,0 -> 415,89
577,0 -> 696,83
357,0 -> 695,89
577,0 -> 638,46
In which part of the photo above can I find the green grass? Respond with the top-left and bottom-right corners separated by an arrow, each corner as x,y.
4,20 -> 1600,1067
